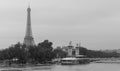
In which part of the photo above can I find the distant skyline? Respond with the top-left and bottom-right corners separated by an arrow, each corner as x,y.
0,0 -> 120,50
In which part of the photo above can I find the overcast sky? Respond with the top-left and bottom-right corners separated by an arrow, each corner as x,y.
0,0 -> 120,50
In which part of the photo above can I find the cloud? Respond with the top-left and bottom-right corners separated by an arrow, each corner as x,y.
0,0 -> 120,49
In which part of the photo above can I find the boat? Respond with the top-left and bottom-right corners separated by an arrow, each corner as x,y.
60,57 -> 90,65
60,57 -> 79,65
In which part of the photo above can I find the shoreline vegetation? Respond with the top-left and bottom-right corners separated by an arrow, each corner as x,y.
0,40 -> 120,67
0,63 -> 53,68
0,58 -> 120,68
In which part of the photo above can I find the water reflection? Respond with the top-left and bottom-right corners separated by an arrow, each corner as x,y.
50,63 -> 120,71
1,63 -> 120,71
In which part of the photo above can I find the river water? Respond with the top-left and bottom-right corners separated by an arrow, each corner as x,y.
1,63 -> 120,71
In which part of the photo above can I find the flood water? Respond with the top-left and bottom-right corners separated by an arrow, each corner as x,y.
1,63 -> 120,71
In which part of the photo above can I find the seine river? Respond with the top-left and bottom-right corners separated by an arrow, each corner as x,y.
1,63 -> 120,71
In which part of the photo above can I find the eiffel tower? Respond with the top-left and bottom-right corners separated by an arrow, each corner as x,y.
23,6 -> 35,46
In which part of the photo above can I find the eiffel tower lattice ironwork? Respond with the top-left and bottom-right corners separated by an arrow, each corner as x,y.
23,6 -> 35,46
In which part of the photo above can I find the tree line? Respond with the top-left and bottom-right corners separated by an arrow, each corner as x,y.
0,40 -> 57,64
54,46 -> 120,58
78,46 -> 120,58
0,40 -> 119,64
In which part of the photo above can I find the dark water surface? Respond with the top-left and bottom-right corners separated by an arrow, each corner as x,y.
0,63 -> 120,71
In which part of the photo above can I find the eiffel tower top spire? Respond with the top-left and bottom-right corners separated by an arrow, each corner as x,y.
23,5 -> 35,46
28,0 -> 30,8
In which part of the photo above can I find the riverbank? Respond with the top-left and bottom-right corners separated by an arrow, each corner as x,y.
0,63 -> 120,71
95,60 -> 120,63
0,64 -> 54,71
0,63 -> 53,68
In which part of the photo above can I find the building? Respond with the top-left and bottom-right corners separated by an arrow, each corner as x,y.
62,42 -> 81,57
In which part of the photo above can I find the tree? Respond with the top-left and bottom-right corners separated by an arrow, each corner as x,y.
8,42 -> 27,63
79,47 -> 87,55
53,47 -> 67,58
28,40 -> 54,63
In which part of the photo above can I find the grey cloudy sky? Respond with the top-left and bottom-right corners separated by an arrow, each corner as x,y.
0,0 -> 120,50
